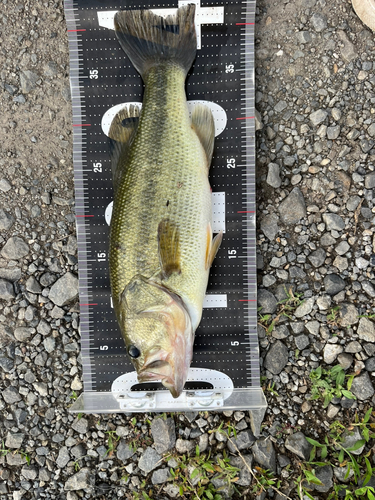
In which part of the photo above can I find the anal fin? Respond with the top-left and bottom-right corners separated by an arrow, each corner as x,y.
158,219 -> 181,279
205,223 -> 223,270
191,104 -> 215,167
109,104 -> 140,190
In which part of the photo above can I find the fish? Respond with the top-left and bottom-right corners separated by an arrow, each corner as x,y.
108,4 -> 222,398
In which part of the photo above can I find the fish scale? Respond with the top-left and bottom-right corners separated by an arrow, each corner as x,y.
65,0 -> 266,412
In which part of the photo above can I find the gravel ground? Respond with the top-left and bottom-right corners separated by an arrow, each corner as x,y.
1,0 -> 375,498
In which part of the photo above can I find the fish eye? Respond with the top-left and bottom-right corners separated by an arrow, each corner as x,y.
128,345 -> 141,359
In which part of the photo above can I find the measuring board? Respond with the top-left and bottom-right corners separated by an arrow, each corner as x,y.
65,0 -> 266,413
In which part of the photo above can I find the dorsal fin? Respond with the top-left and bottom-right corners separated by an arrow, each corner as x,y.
109,104 -> 140,190
191,104 -> 215,167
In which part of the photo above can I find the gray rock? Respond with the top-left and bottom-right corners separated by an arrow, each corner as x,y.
72,417 -> 89,434
0,279 -> 15,300
176,438 -> 195,454
151,468 -> 171,485
249,407 -> 266,438
310,109 -> 327,126
338,30 -> 357,63
341,428 -> 365,455
0,178 -> 11,192
365,358 -> 375,372
1,236 -> 29,260
56,446 -> 70,468
295,334 -> 310,350
198,433 -> 208,453
356,257 -> 370,270
33,382 -> 48,396
255,109 -> 263,131
261,214 -> 279,240
313,465 -> 333,493
327,404 -> 340,420
335,241 -> 350,255
258,288 -> 277,314
211,475 -> 235,499
0,357 -> 14,372
327,125 -> 340,140
5,433 -> 24,449
37,319 -> 51,336
264,341 -> 288,375
324,274 -> 346,295
19,70 -> 39,93
305,320 -> 320,335
25,276 -> 42,294
274,101 -> 287,113
294,297 -> 314,318
338,353 -> 353,370
357,318 -> 375,342
229,455 -> 253,486
138,447 -> 162,473
345,341 -> 362,354
272,324 -> 289,339
21,465 -> 38,480
43,336 -> 55,353
116,440 -> 135,461
151,417 -> 176,454
267,163 -> 282,188
252,438 -> 277,473
0,209 -> 14,231
40,272 -> 57,287
365,173 -> 375,190
2,386 -> 22,404
320,233 -> 337,247
311,13 -> 327,32
362,282 -> 375,298
296,31 -> 311,43
350,372 -> 374,401
324,344 -> 343,364
285,432 -> 313,460
346,196 -> 361,212
64,468 -> 95,492
308,248 -> 326,267
227,430 -> 255,453
323,213 -> 345,231
279,187 -> 306,224
339,303 -> 358,327
48,272 -> 79,306
333,466 -> 354,483
368,123 -> 375,138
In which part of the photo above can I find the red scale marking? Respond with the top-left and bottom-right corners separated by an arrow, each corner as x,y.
236,116 -> 255,120
80,303 -> 98,306
76,215 -> 94,218
67,29 -> 87,32
73,124 -> 91,127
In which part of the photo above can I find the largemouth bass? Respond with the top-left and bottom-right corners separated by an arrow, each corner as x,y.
109,4 -> 222,398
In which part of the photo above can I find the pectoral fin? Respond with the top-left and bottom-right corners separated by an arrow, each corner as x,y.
109,104 -> 140,190
158,219 -> 181,279
191,104 -> 215,167
205,224 -> 223,270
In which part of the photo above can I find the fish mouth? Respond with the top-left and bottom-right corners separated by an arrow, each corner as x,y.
138,358 -> 187,399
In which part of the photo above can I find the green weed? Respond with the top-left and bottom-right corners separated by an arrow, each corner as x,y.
310,364 -> 356,408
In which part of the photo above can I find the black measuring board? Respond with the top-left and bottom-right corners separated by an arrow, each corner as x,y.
65,0 -> 263,411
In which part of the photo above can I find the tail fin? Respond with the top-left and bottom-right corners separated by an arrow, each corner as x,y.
114,4 -> 196,78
